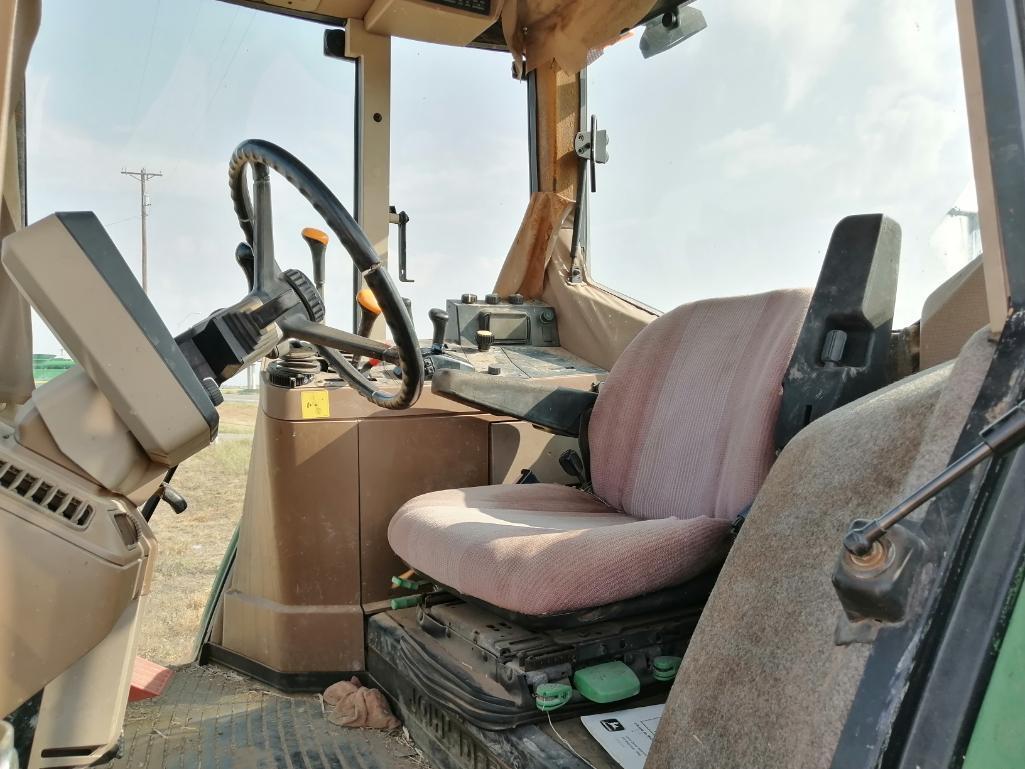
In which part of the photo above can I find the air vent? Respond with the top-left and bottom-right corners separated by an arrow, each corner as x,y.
0,460 -> 94,527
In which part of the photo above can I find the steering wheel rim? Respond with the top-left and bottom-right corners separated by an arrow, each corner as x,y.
227,138 -> 423,409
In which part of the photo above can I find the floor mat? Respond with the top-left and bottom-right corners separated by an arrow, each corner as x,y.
97,664 -> 425,769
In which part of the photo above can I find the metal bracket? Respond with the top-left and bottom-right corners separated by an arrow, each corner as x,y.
574,115 -> 609,193
389,206 -> 413,283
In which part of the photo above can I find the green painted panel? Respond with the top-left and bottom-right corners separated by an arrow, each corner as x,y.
963,575 -> 1025,768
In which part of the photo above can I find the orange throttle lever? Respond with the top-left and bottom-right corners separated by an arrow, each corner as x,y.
301,227 -> 329,300
353,287 -> 382,368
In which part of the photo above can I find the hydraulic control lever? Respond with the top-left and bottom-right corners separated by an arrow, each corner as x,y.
428,308 -> 448,354
301,227 -> 328,300
415,307 -> 473,380
352,287 -> 383,369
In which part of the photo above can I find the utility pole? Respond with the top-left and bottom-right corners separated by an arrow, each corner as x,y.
121,167 -> 163,293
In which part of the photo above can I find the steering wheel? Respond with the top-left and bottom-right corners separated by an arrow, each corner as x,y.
227,139 -> 423,409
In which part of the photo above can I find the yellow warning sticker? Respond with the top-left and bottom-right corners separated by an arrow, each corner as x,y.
300,390 -> 331,419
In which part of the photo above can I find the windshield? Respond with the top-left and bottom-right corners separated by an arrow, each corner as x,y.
586,1 -> 977,326
390,39 -> 528,335
27,0 -> 356,362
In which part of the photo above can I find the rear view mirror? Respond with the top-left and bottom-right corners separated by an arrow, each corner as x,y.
640,4 -> 707,59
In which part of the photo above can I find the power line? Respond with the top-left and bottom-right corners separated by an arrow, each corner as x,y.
102,214 -> 141,228
132,0 -> 163,124
121,168 -> 163,294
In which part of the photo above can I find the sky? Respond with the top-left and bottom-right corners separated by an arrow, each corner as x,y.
25,0 -> 976,367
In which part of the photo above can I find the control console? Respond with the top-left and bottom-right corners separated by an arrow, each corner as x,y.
445,293 -> 559,348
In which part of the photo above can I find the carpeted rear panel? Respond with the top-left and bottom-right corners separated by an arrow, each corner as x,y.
645,330 -> 993,769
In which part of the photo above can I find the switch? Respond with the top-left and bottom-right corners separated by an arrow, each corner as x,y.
476,329 -> 494,352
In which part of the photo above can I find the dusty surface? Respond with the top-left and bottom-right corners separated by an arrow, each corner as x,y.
98,664 -> 425,769
137,402 -> 257,664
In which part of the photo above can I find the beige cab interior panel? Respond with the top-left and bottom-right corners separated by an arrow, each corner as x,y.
543,232 -> 657,371
366,0 -> 500,46
29,369 -> 166,498
243,0 -> 374,20
0,0 -> 40,423
0,431 -> 151,714
223,413 -> 364,673
489,420 -> 578,485
956,0 -> 1010,334
502,0 -> 651,74
358,413 -> 493,605
2,214 -> 216,466
30,596 -> 148,769
920,256 -> 989,369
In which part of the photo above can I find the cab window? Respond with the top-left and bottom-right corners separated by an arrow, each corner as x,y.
586,2 -> 977,325
390,39 -> 529,336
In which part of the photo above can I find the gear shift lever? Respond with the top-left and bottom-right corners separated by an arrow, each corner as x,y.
352,287 -> 382,368
428,308 -> 448,354
301,227 -> 329,301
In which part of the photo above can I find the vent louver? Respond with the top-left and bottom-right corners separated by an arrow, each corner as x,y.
0,460 -> 93,527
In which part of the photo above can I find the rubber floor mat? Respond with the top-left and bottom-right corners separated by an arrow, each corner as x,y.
97,664 -> 425,769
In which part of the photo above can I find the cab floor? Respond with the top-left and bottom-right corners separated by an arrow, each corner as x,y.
97,664 -> 426,769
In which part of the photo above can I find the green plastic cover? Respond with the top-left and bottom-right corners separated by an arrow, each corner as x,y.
573,661 -> 640,704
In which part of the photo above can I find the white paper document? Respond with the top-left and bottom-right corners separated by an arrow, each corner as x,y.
580,703 -> 665,769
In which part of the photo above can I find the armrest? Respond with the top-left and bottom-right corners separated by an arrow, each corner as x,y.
432,370 -> 597,437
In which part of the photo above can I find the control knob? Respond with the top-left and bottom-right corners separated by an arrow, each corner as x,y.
476,329 -> 494,352
484,293 -> 501,305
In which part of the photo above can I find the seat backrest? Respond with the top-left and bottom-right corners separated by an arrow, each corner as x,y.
588,288 -> 812,521
920,255 -> 988,369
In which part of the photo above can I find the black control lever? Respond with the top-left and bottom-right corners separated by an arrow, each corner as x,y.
235,242 -> 255,290
140,466 -> 187,520
559,449 -> 588,487
428,308 -> 448,354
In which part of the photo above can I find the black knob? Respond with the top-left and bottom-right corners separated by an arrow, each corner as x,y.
487,364 -> 502,375
484,293 -> 501,305
540,308 -> 556,323
201,376 -> 224,407
461,293 -> 478,304
476,329 -> 494,352
428,308 -> 448,352
508,293 -> 524,305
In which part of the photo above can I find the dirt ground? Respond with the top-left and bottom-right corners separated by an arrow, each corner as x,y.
136,400 -> 258,664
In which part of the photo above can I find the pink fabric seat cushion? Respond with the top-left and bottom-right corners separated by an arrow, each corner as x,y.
388,483 -> 732,616
589,288 -> 812,521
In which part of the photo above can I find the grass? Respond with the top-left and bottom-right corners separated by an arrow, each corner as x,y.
135,401 -> 258,664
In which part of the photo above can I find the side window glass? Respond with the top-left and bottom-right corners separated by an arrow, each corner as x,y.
586,3 -> 977,325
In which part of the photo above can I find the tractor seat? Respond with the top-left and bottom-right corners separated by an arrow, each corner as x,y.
388,288 -> 813,616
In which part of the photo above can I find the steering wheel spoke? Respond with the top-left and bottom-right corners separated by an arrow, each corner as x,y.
280,316 -> 400,365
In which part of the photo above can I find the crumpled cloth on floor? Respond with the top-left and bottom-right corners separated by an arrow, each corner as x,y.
323,677 -> 400,730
